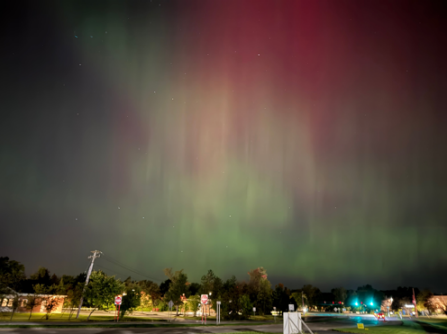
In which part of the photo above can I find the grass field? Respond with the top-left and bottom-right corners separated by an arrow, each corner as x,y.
417,316 -> 447,325
0,322 -> 269,329
334,319 -> 447,334
249,315 -> 275,321
334,325 -> 423,334
0,312 -> 163,322
416,316 -> 447,332
224,332 -> 279,334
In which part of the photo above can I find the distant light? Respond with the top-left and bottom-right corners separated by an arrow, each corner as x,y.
370,302 -> 373,306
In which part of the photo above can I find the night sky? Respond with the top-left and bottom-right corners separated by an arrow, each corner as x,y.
1,0 -> 447,292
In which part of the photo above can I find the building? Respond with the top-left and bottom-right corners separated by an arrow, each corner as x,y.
428,295 -> 447,314
0,291 -> 66,314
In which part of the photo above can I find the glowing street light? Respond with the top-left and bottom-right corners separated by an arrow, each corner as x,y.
209,292 -> 212,316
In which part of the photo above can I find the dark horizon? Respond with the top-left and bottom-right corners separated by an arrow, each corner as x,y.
1,0 -> 447,293
4,253 -> 447,295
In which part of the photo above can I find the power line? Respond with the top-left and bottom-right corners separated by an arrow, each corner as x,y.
101,254 -> 163,283
94,263 -> 137,281
94,263 -> 125,276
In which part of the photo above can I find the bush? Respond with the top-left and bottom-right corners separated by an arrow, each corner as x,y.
153,300 -> 168,311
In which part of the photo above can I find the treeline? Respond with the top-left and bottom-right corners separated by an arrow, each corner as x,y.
1,257 -> 444,319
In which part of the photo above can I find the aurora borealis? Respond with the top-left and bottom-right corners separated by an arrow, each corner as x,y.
1,0 -> 447,291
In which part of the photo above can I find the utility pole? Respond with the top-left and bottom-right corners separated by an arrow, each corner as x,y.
76,250 -> 102,319
412,287 -> 418,318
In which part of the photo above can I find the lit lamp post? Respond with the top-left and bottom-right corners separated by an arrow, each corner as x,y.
388,298 -> 393,317
209,292 -> 212,316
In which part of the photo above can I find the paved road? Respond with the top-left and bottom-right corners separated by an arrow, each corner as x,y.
0,324 -> 343,334
0,316 -> 402,334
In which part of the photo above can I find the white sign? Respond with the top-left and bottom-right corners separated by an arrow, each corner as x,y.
284,312 -> 301,334
201,294 -> 209,305
404,304 -> 415,308
115,296 -> 122,305
334,307 -> 338,311
289,304 -> 295,311
168,300 -> 174,308
253,307 -> 256,312
217,301 -> 221,305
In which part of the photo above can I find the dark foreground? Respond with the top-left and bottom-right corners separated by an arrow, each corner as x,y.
0,316 -> 401,334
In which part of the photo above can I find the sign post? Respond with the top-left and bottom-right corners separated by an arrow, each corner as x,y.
114,296 -> 122,322
168,300 -> 174,322
201,294 -> 208,325
216,301 -> 221,325
253,307 -> 256,316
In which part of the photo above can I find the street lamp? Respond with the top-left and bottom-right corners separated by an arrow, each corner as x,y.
209,292 -> 212,316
